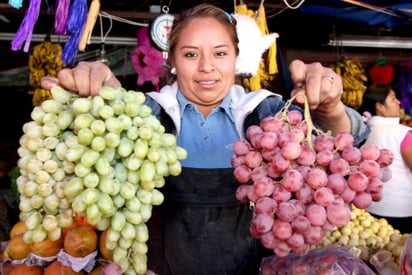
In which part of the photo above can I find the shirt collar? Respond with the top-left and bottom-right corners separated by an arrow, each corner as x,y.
177,89 -> 234,122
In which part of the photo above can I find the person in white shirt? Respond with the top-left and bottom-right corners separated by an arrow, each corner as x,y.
358,83 -> 412,234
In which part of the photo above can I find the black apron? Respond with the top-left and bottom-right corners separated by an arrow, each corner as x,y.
146,167 -> 262,275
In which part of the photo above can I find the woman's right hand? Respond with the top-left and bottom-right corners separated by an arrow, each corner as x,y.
41,61 -> 121,96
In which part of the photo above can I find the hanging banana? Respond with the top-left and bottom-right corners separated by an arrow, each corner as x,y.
332,58 -> 368,109
28,39 -> 65,106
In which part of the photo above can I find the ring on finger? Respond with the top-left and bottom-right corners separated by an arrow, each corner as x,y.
322,75 -> 334,82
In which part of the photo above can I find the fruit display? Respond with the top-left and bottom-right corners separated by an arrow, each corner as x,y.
320,206 -> 401,251
332,58 -> 368,109
231,93 -> 394,258
4,85 -> 187,274
317,205 -> 411,271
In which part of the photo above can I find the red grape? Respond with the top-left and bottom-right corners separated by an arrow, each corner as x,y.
281,169 -> 303,192
260,132 -> 278,151
281,141 -> 302,160
272,219 -> 292,240
327,173 -> 346,195
377,148 -> 394,167
329,157 -> 350,176
360,143 -> 381,160
233,165 -> 251,184
259,116 -> 283,133
359,159 -> 380,177
347,171 -> 368,192
255,197 -> 278,214
334,132 -> 354,150
306,203 -> 327,226
352,191 -> 372,209
287,109 -> 303,126
253,176 -> 275,198
232,139 -> 251,156
341,146 -> 361,164
244,150 -> 263,168
306,168 -> 328,189
326,200 -> 351,226
313,187 -> 334,207
251,212 -> 275,234
296,144 -> 316,166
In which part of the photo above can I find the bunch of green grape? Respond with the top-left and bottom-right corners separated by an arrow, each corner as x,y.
16,85 -> 187,274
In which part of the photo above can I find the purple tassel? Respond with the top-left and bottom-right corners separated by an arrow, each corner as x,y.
54,0 -> 71,35
11,0 -> 42,52
62,0 -> 88,65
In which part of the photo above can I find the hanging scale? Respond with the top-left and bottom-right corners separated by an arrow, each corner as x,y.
150,5 -> 174,61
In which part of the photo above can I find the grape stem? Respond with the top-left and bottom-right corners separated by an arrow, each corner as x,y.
279,92 -> 329,152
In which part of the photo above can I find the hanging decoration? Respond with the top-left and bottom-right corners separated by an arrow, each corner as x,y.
398,60 -> 412,117
131,27 -> 167,91
368,58 -> 394,85
61,0 -> 88,65
28,37 -> 66,105
54,0 -> 71,35
78,0 -> 101,51
234,3 -> 279,91
11,0 -> 42,52
8,0 -> 23,9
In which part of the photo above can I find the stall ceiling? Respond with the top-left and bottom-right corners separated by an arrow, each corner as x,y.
1,0 -> 412,72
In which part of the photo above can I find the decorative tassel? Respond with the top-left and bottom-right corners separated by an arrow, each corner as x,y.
268,43 -> 278,75
78,0 -> 100,51
8,0 -> 23,9
11,0 -> 42,52
62,0 -> 88,65
54,0 -> 71,35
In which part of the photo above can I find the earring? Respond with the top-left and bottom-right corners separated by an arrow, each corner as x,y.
170,67 -> 176,75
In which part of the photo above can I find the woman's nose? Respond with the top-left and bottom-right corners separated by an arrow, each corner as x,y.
198,55 -> 214,72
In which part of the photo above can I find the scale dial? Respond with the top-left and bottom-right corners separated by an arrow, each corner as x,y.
150,13 -> 174,51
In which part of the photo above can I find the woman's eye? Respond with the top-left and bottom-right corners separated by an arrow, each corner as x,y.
184,52 -> 197,58
215,51 -> 227,57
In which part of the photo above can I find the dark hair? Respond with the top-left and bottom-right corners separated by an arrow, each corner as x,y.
167,4 -> 239,65
358,83 -> 392,116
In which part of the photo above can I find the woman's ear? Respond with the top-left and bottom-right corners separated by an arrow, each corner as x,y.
375,101 -> 385,116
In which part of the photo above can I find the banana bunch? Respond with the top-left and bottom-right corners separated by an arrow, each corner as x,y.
317,206 -> 399,253
332,58 -> 368,109
28,40 -> 65,106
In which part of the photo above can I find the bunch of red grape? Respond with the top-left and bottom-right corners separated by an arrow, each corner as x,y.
232,109 -> 394,257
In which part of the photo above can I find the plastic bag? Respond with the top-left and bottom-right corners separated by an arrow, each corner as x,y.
400,234 -> 412,274
259,246 -> 376,275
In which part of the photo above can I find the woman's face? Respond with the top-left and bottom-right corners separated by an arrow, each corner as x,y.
171,17 -> 237,114
377,90 -> 401,117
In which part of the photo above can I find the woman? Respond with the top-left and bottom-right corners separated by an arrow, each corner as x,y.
42,4 -> 369,274
358,83 -> 412,234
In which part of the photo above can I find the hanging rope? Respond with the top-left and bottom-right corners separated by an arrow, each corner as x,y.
282,0 -> 306,10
